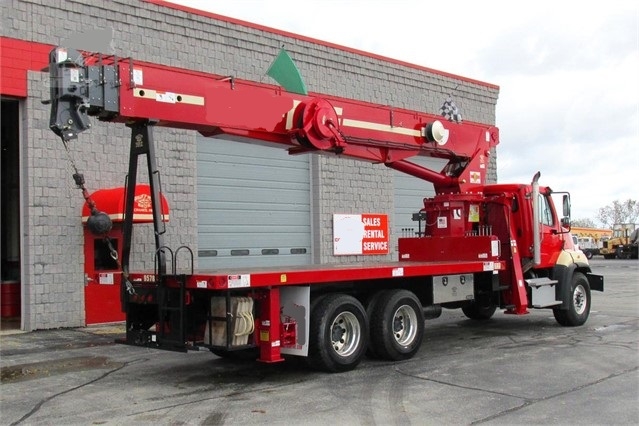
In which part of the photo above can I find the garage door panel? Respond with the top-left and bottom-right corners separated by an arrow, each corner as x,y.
197,207 -> 309,218
197,203 -> 309,215
199,222 -> 310,232
199,179 -> 308,191
206,157 -> 309,170
198,243 -> 310,255
196,241 -> 308,252
197,189 -> 309,206
197,137 -> 311,267
199,141 -> 307,168
199,230 -> 309,246
198,212 -> 309,226
199,166 -> 308,183
198,252 -> 309,269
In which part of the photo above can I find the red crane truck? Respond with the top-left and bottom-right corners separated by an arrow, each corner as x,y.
47,47 -> 603,372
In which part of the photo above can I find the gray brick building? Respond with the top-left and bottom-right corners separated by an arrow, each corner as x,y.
0,0 -> 499,331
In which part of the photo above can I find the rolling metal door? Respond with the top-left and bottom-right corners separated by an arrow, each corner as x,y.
197,137 -> 311,268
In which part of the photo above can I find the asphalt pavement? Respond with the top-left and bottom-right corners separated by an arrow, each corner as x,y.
1,258 -> 637,425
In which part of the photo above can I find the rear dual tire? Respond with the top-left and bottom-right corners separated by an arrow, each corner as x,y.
307,290 -> 425,371
307,294 -> 368,373
368,290 -> 425,361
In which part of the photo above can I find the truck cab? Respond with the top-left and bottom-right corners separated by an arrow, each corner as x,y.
482,182 -> 577,268
479,179 -> 601,325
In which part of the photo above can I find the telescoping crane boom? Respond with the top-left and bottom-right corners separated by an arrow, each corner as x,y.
47,47 -> 603,372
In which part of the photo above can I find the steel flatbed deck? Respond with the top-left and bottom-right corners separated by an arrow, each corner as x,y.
130,259 -> 502,290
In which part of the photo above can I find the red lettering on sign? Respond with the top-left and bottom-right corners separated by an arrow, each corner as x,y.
361,214 -> 389,255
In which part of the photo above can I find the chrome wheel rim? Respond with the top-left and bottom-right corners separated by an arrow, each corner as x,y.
392,304 -> 418,346
573,284 -> 587,315
330,311 -> 361,356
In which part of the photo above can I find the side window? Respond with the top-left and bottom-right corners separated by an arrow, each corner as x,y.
538,195 -> 554,226
94,239 -> 119,270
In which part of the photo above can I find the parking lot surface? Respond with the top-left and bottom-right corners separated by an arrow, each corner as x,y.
1,258 -> 637,425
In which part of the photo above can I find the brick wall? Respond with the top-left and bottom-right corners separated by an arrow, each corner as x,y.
1,0 -> 499,329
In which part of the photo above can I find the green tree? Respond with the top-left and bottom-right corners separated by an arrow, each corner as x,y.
597,199 -> 639,228
572,218 -> 597,228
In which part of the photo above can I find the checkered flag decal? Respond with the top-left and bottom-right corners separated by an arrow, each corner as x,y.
440,97 -> 462,123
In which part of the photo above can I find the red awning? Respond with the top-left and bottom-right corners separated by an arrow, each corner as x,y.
81,184 -> 169,223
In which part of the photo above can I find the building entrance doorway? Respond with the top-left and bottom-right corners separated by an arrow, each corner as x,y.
1,99 -> 21,330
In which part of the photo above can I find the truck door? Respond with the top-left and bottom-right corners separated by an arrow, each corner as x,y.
537,192 -> 565,266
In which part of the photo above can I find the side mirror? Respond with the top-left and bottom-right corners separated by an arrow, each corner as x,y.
561,216 -> 571,228
562,195 -> 571,217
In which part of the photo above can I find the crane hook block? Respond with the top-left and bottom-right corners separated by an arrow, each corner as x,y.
294,98 -> 345,151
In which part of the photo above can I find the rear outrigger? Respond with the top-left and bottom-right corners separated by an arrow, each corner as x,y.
47,46 -> 603,372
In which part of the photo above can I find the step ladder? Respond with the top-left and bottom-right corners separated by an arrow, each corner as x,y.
156,246 -> 194,351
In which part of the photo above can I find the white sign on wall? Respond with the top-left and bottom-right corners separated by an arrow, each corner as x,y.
333,213 -> 389,255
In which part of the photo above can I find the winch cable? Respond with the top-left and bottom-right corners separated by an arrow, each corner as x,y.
62,139 -> 136,295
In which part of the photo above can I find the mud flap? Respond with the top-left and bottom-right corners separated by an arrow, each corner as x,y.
587,273 -> 604,292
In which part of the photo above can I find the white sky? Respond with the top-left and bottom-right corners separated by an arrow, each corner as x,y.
167,0 -> 638,226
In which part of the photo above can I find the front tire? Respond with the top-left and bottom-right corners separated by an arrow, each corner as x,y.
307,293 -> 368,373
369,290 -> 424,361
553,272 -> 591,326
